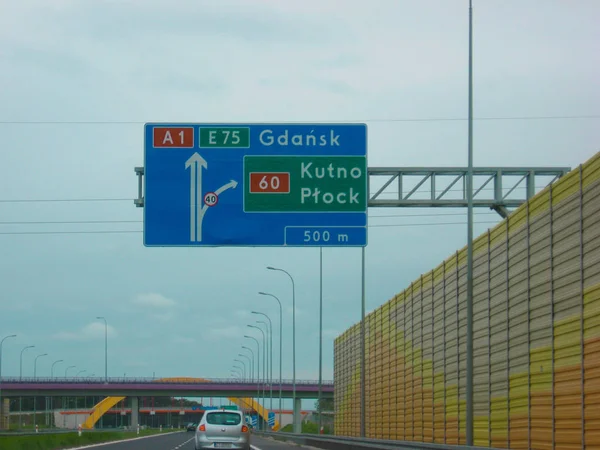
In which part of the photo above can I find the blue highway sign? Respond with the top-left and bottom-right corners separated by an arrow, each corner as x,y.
143,123 -> 368,247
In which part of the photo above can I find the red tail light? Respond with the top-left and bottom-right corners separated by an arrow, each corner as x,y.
242,425 -> 249,433
199,424 -> 206,431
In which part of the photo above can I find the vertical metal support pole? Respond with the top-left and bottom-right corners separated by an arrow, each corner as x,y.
527,170 -> 536,199
527,199 -> 532,450
360,246 -> 366,437
134,167 -> 144,207
579,165 -> 585,449
494,170 -> 503,204
431,270 -> 435,443
278,311 -> 282,431
549,184 -> 556,450
465,0 -> 475,445
318,247 -> 323,433
131,397 -> 139,430
487,230 -> 492,446
505,218 -> 511,448
269,319 -> 273,429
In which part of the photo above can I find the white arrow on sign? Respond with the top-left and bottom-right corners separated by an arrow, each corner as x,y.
185,152 -> 208,242
200,180 -> 238,214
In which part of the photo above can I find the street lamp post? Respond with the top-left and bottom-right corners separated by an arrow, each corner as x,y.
63,365 -> 75,428
256,320 -> 273,427
267,266 -> 298,433
19,345 -> 34,428
50,359 -> 63,428
51,360 -> 63,378
234,359 -> 246,381
19,346 -> 34,381
244,335 -> 261,429
0,334 -> 17,430
233,364 -> 244,380
76,370 -> 86,377
259,291 -> 283,430
252,311 -> 273,425
96,317 -> 108,382
241,347 -> 254,383
248,325 -> 266,430
33,354 -> 48,380
33,353 -> 48,428
238,354 -> 252,382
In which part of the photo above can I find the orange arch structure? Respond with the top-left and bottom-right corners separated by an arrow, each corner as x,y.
81,377 -> 280,431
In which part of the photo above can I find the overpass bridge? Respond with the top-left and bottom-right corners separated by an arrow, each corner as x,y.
0,377 -> 333,431
0,376 -> 333,398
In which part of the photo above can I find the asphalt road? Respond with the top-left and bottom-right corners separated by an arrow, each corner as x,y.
75,431 -> 311,449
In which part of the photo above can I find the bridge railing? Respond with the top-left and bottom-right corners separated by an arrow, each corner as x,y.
1,377 -> 334,386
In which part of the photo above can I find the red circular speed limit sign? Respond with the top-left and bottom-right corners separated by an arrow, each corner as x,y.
204,192 -> 218,207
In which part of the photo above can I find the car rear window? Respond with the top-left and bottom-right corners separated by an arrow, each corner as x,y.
206,412 -> 242,426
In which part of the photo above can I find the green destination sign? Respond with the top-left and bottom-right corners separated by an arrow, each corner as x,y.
243,155 -> 367,212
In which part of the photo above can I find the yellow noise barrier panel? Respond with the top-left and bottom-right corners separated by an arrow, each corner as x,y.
81,377 -> 280,431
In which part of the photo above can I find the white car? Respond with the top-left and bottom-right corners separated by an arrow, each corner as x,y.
194,409 -> 250,449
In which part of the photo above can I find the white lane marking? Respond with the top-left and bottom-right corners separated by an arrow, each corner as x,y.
250,446 -> 263,450
171,436 -> 195,449
66,431 -> 185,449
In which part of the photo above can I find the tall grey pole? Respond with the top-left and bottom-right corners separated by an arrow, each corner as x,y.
20,346 -> 34,381
238,353 -> 252,381
51,360 -> 63,378
465,0 -> 475,446
234,359 -> 246,380
96,317 -> 108,382
256,320 -> 272,429
267,266 -> 297,433
33,354 -> 47,380
50,359 -> 63,429
33,353 -> 47,428
248,325 -> 266,431
258,292 -> 283,430
65,366 -> 76,377
360,247 -> 366,437
0,334 -> 17,431
318,246 -> 323,433
19,345 -> 34,429
244,336 -> 260,428
241,347 -> 254,383
233,365 -> 244,380
252,311 -> 273,427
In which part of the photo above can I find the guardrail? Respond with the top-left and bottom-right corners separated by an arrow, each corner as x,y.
255,431 -> 503,450
0,427 -> 181,437
1,377 -> 334,385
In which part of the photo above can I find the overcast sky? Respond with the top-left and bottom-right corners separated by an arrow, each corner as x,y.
0,0 -> 598,409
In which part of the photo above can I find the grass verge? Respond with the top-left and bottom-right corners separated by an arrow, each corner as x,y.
0,429 -> 175,450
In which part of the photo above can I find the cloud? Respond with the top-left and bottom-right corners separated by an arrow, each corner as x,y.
148,311 -> 177,323
323,329 -> 340,339
122,360 -> 149,369
172,335 -> 196,345
52,322 -> 117,341
285,306 -> 304,317
133,293 -> 176,308
205,325 -> 245,341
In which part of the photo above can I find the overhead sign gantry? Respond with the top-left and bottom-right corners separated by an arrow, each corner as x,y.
139,123 -> 368,247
